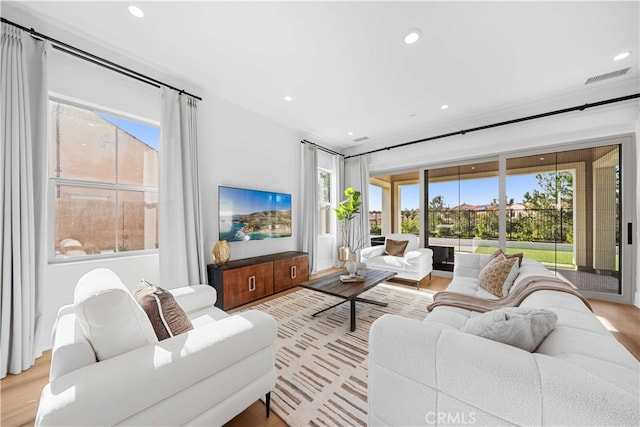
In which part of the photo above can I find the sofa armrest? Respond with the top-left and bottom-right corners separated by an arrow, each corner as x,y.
49,306 -> 97,382
360,245 -> 385,261
369,314 -> 639,427
404,248 -> 433,265
36,310 -> 276,426
170,284 -> 217,314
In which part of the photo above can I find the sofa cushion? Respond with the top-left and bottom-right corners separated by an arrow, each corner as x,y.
74,268 -> 158,361
461,307 -> 558,352
385,239 -> 409,256
134,280 -> 194,340
478,256 -> 519,297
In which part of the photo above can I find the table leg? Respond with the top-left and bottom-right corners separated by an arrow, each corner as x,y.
350,299 -> 356,331
310,299 -> 347,317
354,297 -> 388,307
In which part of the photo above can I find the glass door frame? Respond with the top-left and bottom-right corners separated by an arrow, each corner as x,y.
420,134 -> 636,304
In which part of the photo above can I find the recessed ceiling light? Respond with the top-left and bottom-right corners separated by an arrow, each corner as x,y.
613,51 -> 631,61
348,132 -> 354,136
284,96 -> 293,102
404,29 -> 422,45
128,5 -> 144,18
440,104 -> 449,110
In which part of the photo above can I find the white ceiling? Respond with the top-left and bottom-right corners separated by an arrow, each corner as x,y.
4,1 -> 639,151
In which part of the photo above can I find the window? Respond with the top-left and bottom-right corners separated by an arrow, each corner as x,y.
398,182 -> 420,235
317,169 -> 332,235
368,183 -> 383,235
49,99 -> 160,259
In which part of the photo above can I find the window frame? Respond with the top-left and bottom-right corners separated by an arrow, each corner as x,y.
317,167 -> 333,236
47,96 -> 160,263
394,178 -> 420,235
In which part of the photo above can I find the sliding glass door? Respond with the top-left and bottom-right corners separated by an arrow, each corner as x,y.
506,145 -> 622,295
425,160 -> 499,270
424,143 -> 623,296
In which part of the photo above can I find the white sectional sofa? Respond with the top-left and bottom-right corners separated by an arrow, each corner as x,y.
368,252 -> 639,426
360,233 -> 433,287
35,268 -> 277,426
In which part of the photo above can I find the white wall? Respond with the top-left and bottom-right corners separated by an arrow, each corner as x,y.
364,101 -> 638,175
196,92 -> 303,263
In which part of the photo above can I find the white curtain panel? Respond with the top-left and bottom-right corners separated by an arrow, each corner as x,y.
636,121 -> 640,306
333,154 -> 345,267
343,155 -> 370,251
159,88 -> 206,287
299,143 -> 318,273
0,24 -> 49,378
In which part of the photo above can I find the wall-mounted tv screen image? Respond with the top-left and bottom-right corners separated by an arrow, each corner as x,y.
219,186 -> 292,242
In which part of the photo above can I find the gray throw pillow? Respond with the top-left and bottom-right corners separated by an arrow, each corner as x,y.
461,307 -> 558,352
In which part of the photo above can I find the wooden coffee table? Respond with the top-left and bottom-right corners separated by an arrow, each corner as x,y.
298,268 -> 396,331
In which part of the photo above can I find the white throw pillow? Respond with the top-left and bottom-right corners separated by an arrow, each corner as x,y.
74,268 -> 158,361
461,307 -> 558,352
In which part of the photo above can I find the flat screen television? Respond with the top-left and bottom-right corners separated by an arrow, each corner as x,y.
218,186 -> 292,242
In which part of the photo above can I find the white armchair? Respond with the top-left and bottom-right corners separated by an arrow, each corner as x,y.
360,233 -> 433,288
35,268 -> 277,426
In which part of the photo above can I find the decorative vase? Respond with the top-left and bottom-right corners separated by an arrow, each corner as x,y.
212,240 -> 230,266
346,260 -> 357,277
338,246 -> 350,262
357,262 -> 367,277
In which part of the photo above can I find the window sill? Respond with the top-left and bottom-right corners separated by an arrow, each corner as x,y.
48,249 -> 159,265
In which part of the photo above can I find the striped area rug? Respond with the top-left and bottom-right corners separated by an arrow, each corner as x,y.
247,282 -> 435,427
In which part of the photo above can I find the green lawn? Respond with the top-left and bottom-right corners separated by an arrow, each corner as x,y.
474,246 -> 575,268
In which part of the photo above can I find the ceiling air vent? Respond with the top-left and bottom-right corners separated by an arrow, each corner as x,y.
585,67 -> 631,85
353,136 -> 369,143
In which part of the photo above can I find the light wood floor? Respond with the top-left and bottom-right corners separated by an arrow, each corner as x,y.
2,274 -> 638,427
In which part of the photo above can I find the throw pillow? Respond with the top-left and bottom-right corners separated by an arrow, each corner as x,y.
483,248 -> 504,268
385,239 -> 409,257
134,280 -> 194,340
478,256 -> 519,298
505,251 -> 524,267
461,307 -> 558,352
483,248 -> 524,267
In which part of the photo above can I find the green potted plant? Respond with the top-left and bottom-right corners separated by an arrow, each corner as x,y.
334,187 -> 362,263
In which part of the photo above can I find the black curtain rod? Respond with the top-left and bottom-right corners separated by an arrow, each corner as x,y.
1,17 -> 203,101
300,139 -> 344,157
344,93 -> 640,159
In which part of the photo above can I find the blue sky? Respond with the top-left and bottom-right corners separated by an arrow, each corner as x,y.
369,174 -> 540,211
98,113 -> 160,150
